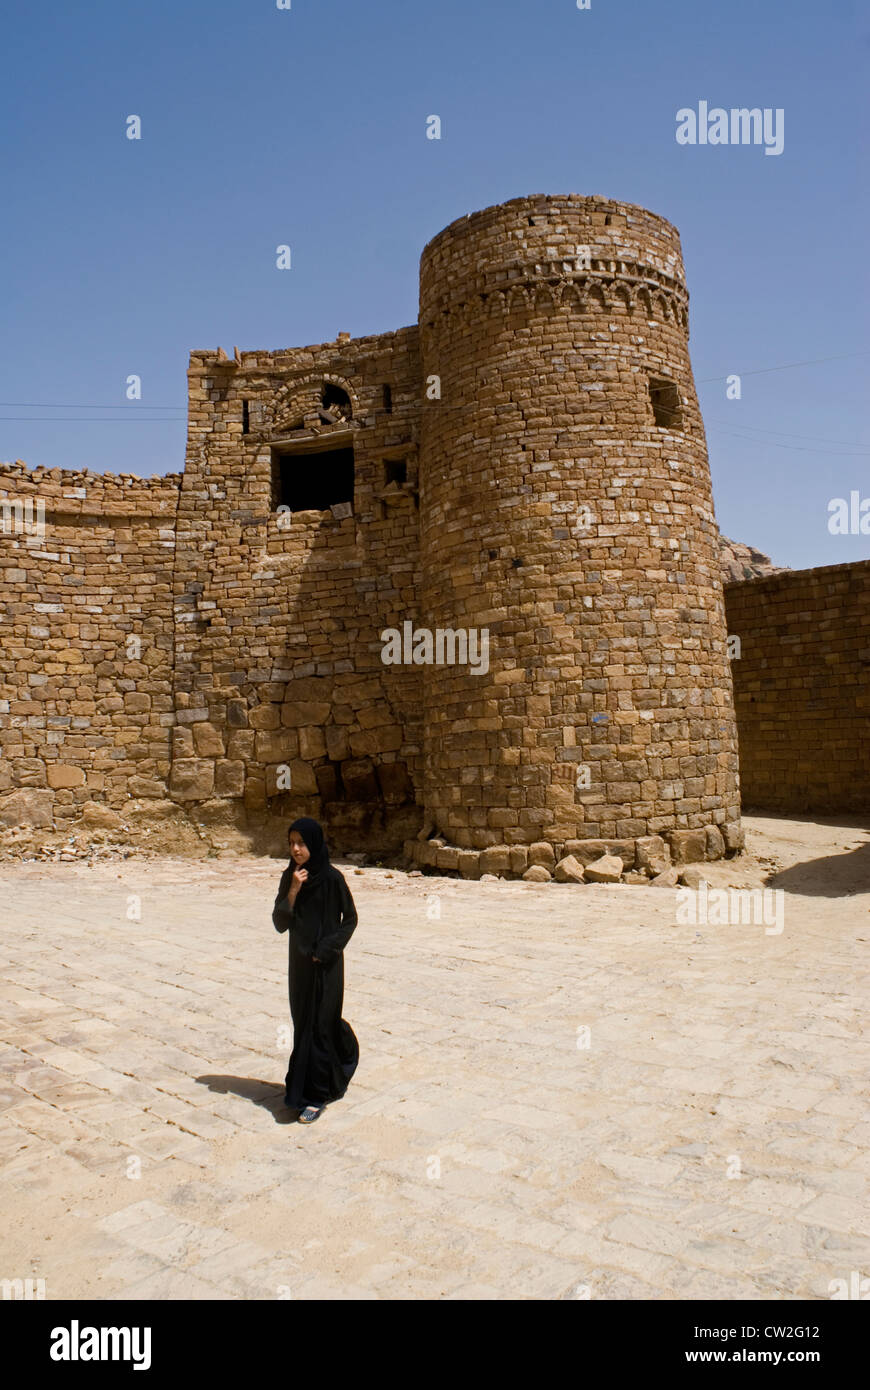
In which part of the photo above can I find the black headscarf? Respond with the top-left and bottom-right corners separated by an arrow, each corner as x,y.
287,816 -> 331,896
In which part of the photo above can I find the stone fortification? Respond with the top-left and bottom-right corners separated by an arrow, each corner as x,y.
1,194 -> 755,874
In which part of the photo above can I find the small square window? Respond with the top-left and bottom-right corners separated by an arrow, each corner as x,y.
648,378 -> 682,429
384,458 -> 407,487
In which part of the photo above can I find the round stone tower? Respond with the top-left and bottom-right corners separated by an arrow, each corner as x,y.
417,193 -> 741,858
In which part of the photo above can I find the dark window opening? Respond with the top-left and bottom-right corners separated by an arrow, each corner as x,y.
528,216 -> 535,226
382,384 -> 393,413
271,445 -> 355,512
384,458 -> 406,487
242,400 -> 250,434
648,377 -> 682,429
319,383 -> 352,424
605,214 -> 612,225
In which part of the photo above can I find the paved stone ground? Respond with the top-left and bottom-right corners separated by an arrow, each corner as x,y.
1,815 -> 868,1300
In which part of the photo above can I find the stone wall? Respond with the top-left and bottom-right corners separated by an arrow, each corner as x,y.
724,561 -> 870,814
0,462 -> 180,843
169,327 -> 425,854
3,193 -> 802,870
0,328 -> 428,857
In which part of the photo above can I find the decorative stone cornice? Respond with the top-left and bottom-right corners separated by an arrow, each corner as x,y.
422,261 -> 689,332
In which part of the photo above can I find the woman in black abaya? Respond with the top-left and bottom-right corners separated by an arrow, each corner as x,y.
272,817 -> 359,1123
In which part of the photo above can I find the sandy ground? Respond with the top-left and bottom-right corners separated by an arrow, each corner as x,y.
0,813 -> 868,1300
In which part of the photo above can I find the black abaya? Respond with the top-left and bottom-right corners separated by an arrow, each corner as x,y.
273,861 -> 359,1109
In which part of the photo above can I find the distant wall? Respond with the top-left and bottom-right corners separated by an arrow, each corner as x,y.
0,463 -> 180,834
724,561 -> 870,814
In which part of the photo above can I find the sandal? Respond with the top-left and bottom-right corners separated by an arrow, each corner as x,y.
298,1105 -> 322,1124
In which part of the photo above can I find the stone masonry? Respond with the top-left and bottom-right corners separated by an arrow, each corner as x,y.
725,560 -> 870,814
2,190 -> 814,876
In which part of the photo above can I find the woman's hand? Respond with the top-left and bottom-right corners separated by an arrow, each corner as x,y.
288,866 -> 308,904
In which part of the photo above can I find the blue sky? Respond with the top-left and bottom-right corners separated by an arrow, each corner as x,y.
1,0 -> 866,570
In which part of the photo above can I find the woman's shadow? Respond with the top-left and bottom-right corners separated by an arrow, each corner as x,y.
195,1075 -> 300,1124
765,837 -> 870,898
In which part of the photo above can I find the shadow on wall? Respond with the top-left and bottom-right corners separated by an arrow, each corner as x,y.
232,479 -> 422,855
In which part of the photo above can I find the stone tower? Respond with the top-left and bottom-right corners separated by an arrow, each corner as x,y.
417,194 -> 741,855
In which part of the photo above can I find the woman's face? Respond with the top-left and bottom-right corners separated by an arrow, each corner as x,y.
288,831 -> 311,866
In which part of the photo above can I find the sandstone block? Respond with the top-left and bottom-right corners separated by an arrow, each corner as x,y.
456,849 -> 482,880
193,723 -> 225,757
509,846 -> 529,874
126,776 -> 165,798
705,825 -> 726,860
172,726 -> 195,758
227,700 -> 248,728
668,830 -> 707,864
436,846 -> 459,870
419,837 -> 446,867
522,865 -> 552,883
281,702 -> 330,728
480,845 -> 511,876
47,765 -> 86,789
80,801 -> 122,829
299,726 -> 326,760
176,708 -> 208,724
635,835 -> 670,874
214,760 -> 245,797
325,726 -> 350,761
226,729 -> 255,761
650,867 -> 680,887
14,758 -> 47,788
722,821 -> 745,853
529,841 -> 556,869
169,759 -> 215,800
679,866 -> 708,890
0,789 -> 53,828
255,731 -> 297,763
249,705 -> 280,731
564,838 -> 636,869
584,854 -> 623,883
554,854 -> 585,883
287,761 -> 319,795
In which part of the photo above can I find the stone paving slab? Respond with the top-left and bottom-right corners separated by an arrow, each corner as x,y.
0,817 -> 868,1299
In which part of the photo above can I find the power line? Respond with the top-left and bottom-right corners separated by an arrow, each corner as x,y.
697,350 -> 869,383
705,418 -> 867,448
0,402 -> 185,411
707,425 -> 870,457
0,416 -> 184,423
